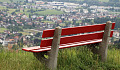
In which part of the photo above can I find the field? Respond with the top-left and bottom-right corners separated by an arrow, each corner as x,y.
68,0 -> 109,2
19,31 -> 29,36
0,6 -> 6,10
7,9 -> 16,13
99,0 -> 109,2
0,46 -> 120,70
15,9 -> 64,16
19,29 -> 42,36
35,9 -> 64,15
110,12 -> 120,14
0,0 -> 118,3
0,0 -> 25,3
0,28 -> 7,33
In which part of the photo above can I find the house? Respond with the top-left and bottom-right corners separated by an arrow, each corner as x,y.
113,30 -> 120,38
36,1 -> 45,5
0,38 -> 3,43
2,40 -> 9,46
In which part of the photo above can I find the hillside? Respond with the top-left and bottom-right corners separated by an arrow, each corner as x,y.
0,0 -> 26,3
0,0 -> 110,3
0,46 -> 120,70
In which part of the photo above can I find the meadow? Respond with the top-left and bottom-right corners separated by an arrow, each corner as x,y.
0,28 -> 7,33
0,0 -> 111,3
0,0 -> 26,3
0,45 -> 120,70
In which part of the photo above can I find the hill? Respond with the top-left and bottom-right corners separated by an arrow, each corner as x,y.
0,46 -> 120,70
0,0 -> 110,3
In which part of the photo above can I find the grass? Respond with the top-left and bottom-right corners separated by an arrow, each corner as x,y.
41,21 -> 55,24
0,0 -> 10,2
0,45 -> 120,70
19,29 -> 42,35
99,0 -> 109,2
19,32 -> 29,35
7,9 -> 16,13
76,20 -> 82,23
0,6 -> 6,10
0,0 -> 25,3
0,28 -> 7,33
35,9 -> 64,15
0,50 -> 46,70
24,29 -> 40,33
59,23 -> 66,26
15,9 -> 64,16
110,12 -> 120,14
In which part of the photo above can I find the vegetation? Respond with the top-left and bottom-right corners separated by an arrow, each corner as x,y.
0,28 -> 7,33
0,6 -> 6,10
7,26 -> 23,32
34,9 -> 64,15
0,0 -> 26,3
0,45 -> 120,70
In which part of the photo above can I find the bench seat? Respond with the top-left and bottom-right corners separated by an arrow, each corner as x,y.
22,39 -> 102,53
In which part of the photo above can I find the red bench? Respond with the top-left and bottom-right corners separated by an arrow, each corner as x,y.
22,21 -> 115,70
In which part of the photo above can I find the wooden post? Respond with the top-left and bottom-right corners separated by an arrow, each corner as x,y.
99,21 -> 112,62
48,26 -> 62,70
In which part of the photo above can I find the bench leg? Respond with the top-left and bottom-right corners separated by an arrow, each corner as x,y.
99,21 -> 112,62
33,51 -> 50,65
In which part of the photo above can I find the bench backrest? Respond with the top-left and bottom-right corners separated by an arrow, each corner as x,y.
40,23 -> 115,47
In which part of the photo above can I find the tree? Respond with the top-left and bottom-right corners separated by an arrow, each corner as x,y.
35,32 -> 41,37
12,45 -> 18,50
29,14 -> 31,18
34,39 -> 41,46
80,9 -> 83,13
0,17 -> 2,21
72,19 -> 76,25
44,16 -> 47,20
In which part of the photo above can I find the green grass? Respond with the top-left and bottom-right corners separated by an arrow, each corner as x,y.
59,23 -> 66,26
0,6 -> 6,10
41,20 -> 55,24
0,50 -> 46,70
0,28 -> 7,33
7,9 -> 16,13
0,0 -> 10,2
110,12 -> 120,14
19,29 -> 39,36
15,9 -> 64,16
99,0 -> 109,2
19,32 -> 29,35
35,9 -> 64,15
0,46 -> 120,70
0,0 -> 25,3
76,20 -> 82,23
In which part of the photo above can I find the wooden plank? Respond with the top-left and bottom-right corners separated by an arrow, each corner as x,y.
22,46 -> 40,51
42,23 -> 115,38
59,39 -> 102,49
40,31 -> 114,47
30,39 -> 102,52
60,32 -> 103,44
30,47 -> 51,52
111,23 -> 115,29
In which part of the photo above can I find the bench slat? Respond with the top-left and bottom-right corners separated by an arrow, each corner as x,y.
42,23 -> 115,38
30,39 -> 102,52
40,31 -> 113,47
22,46 -> 40,51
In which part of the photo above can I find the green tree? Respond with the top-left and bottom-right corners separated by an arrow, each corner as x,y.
12,45 -> 18,50
35,32 -> 41,37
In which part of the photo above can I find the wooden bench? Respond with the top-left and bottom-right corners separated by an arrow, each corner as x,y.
22,21 -> 115,70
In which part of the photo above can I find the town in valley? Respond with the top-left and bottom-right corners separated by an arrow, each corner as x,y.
0,0 -> 120,51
